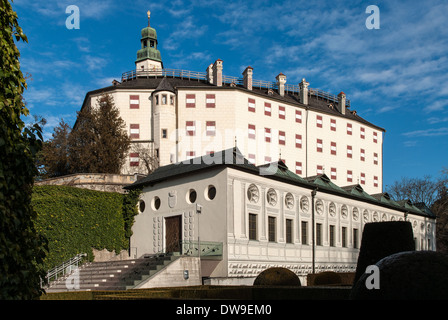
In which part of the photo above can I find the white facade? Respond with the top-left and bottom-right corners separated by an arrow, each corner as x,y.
78,19 -> 385,194
129,150 -> 436,285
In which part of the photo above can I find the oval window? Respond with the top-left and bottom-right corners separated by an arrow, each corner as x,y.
188,189 -> 197,203
139,200 -> 146,213
207,185 -> 216,200
152,196 -> 161,210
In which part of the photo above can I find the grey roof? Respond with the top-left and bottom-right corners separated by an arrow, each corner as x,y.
125,147 -> 433,219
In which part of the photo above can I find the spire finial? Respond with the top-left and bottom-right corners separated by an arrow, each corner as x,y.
147,10 -> 151,27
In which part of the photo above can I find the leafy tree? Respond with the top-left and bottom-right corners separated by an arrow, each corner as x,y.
68,94 -> 130,174
39,119 -> 71,178
0,0 -> 47,299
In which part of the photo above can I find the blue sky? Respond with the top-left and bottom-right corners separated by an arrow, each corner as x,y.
12,0 -> 448,189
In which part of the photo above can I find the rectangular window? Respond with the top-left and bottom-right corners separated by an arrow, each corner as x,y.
331,167 -> 337,180
279,106 -> 286,119
130,124 -> 140,139
186,94 -> 196,108
360,172 -> 366,185
331,141 -> 337,155
329,225 -> 335,247
186,121 -> 196,136
248,124 -> 256,139
249,214 -> 257,240
317,139 -> 323,152
161,129 -> 167,139
342,227 -> 347,247
360,127 -> 365,139
374,176 -> 379,188
206,94 -> 215,108
129,95 -> 140,109
296,110 -> 302,123
286,219 -> 293,244
316,115 -> 323,128
248,153 -> 256,164
206,121 -> 216,136
295,161 -> 302,175
162,94 -> 167,105
129,153 -> 139,167
186,151 -> 195,159
347,145 -> 353,158
353,228 -> 359,249
301,221 -> 308,245
360,148 -> 365,162
265,128 -> 271,142
268,216 -> 276,242
316,223 -> 322,246
347,123 -> 352,135
248,98 -> 256,112
374,153 -> 378,165
264,102 -> 271,116
264,156 -> 272,163
373,131 -> 378,143
347,170 -> 353,183
279,131 -> 286,145
295,134 -> 302,149
317,165 -> 324,175
331,119 -> 336,131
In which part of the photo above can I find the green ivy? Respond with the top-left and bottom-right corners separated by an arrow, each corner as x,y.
32,185 -> 141,271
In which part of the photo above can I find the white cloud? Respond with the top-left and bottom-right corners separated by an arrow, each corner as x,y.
403,127 -> 448,137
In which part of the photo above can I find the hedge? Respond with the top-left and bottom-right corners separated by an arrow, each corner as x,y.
31,185 -> 140,270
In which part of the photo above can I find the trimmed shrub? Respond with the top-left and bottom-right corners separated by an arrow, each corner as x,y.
32,185 -> 140,270
312,271 -> 342,286
353,221 -> 414,285
350,251 -> 448,299
253,267 -> 301,286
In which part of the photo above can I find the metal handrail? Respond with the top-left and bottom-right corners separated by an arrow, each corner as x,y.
121,68 -> 350,106
43,253 -> 87,286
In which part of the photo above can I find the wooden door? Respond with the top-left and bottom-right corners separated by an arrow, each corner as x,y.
165,215 -> 182,253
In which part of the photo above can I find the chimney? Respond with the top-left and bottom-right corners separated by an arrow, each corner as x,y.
212,59 -> 223,87
338,92 -> 346,115
242,66 -> 253,90
299,78 -> 309,105
276,73 -> 287,97
206,64 -> 213,84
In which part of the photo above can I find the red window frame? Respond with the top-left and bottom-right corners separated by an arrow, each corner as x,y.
374,176 -> 379,188
296,110 -> 302,123
206,121 -> 216,136
347,145 -> 353,158
331,167 -> 337,180
331,141 -> 337,155
279,131 -> 286,145
317,115 -> 323,128
295,161 -> 302,175
129,95 -> 140,109
264,102 -> 271,116
360,127 -> 365,139
360,172 -> 366,185
330,119 -> 336,131
347,170 -> 353,183
130,124 -> 140,139
317,139 -> 323,152
130,153 -> 139,166
248,98 -> 256,112
186,94 -> 196,108
279,106 -> 286,119
347,123 -> 352,135
374,152 -> 378,165
295,134 -> 302,149
317,165 -> 324,175
373,131 -> 378,143
186,121 -> 196,136
248,124 -> 256,139
206,94 -> 216,108
265,128 -> 271,142
360,148 -> 365,161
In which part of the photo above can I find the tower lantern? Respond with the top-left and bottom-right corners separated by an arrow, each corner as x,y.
136,10 -> 163,71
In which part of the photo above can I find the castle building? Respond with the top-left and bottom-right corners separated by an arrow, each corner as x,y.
75,13 -> 435,287
78,13 -> 384,194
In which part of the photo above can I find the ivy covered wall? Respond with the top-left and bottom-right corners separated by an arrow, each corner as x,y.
31,185 -> 140,270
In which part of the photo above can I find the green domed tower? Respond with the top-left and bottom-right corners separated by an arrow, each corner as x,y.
135,11 -> 163,71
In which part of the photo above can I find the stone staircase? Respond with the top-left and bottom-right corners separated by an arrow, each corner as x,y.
45,252 -> 180,292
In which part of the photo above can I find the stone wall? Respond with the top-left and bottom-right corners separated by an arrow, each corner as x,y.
35,173 -> 145,194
